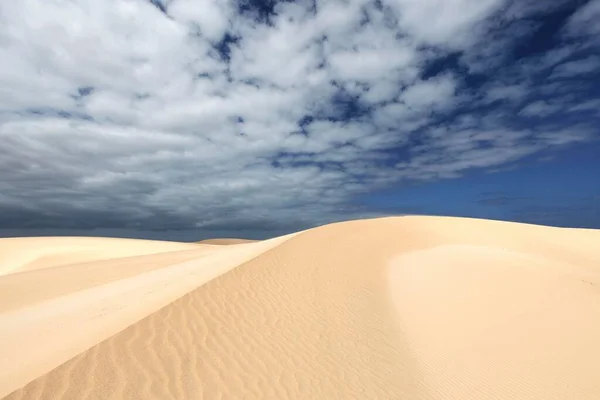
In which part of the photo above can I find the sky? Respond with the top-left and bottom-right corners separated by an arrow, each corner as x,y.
0,0 -> 599,241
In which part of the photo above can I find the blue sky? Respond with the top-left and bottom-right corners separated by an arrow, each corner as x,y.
358,143 -> 600,228
0,0 -> 599,240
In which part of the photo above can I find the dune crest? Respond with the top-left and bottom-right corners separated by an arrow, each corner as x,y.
2,217 -> 600,399
196,238 -> 257,245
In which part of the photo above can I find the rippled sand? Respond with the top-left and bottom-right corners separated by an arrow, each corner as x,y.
2,216 -> 600,399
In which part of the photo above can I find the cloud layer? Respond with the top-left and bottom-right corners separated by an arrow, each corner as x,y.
1,0 -> 599,233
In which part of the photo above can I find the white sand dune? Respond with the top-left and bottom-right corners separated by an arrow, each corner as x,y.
0,237 -> 203,276
1,216 -> 600,399
197,238 -> 257,245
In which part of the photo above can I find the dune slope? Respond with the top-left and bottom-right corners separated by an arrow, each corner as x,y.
0,235 -> 293,398
0,237 -> 202,276
3,216 -> 600,399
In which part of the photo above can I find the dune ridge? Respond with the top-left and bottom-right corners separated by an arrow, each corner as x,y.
196,238 -> 257,245
2,216 -> 600,399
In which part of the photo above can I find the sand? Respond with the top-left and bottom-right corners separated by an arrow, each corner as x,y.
1,216 -> 600,399
196,238 -> 257,245
0,237 -> 202,276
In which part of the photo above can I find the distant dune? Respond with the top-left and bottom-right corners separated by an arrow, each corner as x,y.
2,216 -> 600,399
196,238 -> 258,245
0,237 -> 201,276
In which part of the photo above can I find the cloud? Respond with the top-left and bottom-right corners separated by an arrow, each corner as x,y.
385,0 -> 505,47
394,122 -> 595,181
168,0 -> 233,41
568,99 -> 600,114
519,100 -> 561,117
0,0 -> 599,233
484,83 -> 529,104
400,75 -> 457,110
550,56 -> 600,79
566,0 -> 600,38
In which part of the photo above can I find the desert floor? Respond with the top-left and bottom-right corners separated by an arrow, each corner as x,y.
1,216 -> 600,399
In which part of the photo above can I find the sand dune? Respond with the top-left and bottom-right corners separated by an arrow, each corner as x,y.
2,217 -> 600,399
197,238 -> 257,245
0,237 -> 202,276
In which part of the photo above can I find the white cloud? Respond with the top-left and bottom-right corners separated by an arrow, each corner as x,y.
519,100 -> 561,117
230,13 -> 324,88
395,123 -> 593,180
384,0 -> 506,47
328,46 -> 416,82
399,75 -> 457,110
168,0 -> 233,42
